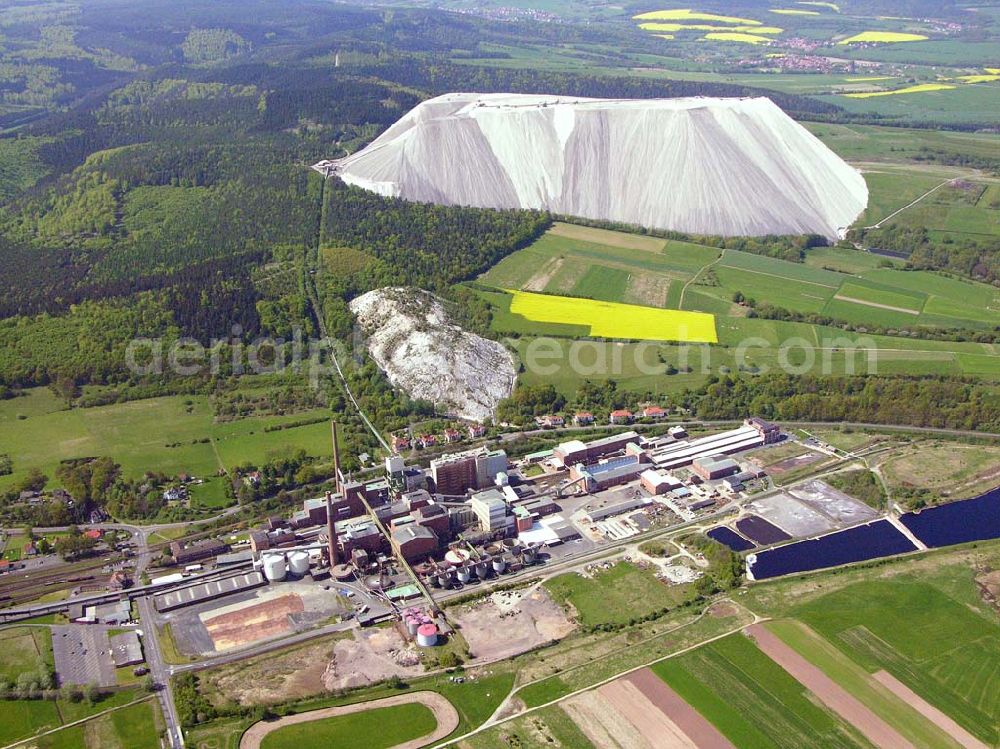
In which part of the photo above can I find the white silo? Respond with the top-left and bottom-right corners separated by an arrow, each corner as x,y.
262,554 -> 287,581
288,551 -> 310,576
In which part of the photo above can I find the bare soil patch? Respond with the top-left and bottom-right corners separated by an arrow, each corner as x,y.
524,257 -> 564,292
239,691 -> 458,749
872,671 -> 988,749
626,668 -> 736,748
452,588 -> 575,662
202,635 -> 344,706
706,601 -> 739,619
203,594 -> 304,651
562,689 -> 651,749
549,222 -> 665,253
746,623 -> 913,749
323,626 -> 425,690
624,273 -> 672,307
601,677 -> 698,749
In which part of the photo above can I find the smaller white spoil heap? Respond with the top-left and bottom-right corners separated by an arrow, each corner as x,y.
322,93 -> 868,240
350,287 -> 516,423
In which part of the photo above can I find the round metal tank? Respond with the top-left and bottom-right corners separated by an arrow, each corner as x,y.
416,623 -> 438,647
445,548 -> 471,566
456,566 -> 472,583
492,556 -> 507,574
521,546 -> 537,565
474,561 -> 489,578
405,617 -> 420,636
501,539 -> 517,551
435,572 -> 451,589
429,574 -> 442,588
288,551 -> 310,576
485,544 -> 501,555
365,574 -> 384,591
262,554 -> 286,582
332,564 -> 355,581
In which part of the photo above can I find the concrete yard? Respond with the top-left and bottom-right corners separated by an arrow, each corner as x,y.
52,624 -> 115,688
789,479 -> 878,526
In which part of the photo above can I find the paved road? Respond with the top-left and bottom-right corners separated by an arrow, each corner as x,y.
138,595 -> 184,749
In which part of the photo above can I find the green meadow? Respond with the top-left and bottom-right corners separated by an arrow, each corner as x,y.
652,633 -> 870,749
787,580 -> 1000,745
473,221 -> 1000,396
0,386 -> 334,497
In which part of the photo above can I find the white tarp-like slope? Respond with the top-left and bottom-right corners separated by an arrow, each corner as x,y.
318,93 -> 868,239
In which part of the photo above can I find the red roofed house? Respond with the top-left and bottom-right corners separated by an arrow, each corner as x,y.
444,428 -> 462,444
391,434 -> 411,452
609,409 -> 633,425
467,424 -> 486,439
642,406 -> 667,421
83,529 -> 102,540
574,412 -> 594,426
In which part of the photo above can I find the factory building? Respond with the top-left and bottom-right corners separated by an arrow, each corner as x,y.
746,417 -> 781,444
110,631 -> 143,667
580,493 -> 651,523
391,525 -> 439,562
430,447 -> 508,495
552,431 -> 640,468
647,421 -> 776,472
170,538 -> 229,566
470,488 -> 510,533
692,456 -> 741,480
154,571 -> 266,612
640,469 -> 683,495
570,453 -> 649,492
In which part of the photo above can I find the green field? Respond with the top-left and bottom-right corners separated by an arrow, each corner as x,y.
652,633 -> 870,748
478,224 -> 1000,349
544,562 -> 693,628
0,386 -> 335,497
0,687 -> 146,747
260,702 -> 436,749
766,619 -> 966,749
787,580 -> 1000,744
479,142 -> 1000,342
0,625 -> 53,684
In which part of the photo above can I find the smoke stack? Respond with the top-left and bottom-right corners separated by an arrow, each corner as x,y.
328,420 -> 342,567
325,490 -> 337,566
331,420 -> 342,496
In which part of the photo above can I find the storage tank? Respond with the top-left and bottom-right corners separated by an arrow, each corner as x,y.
521,546 -> 537,565
288,551 -> 310,576
262,554 -> 287,582
492,556 -> 507,574
436,572 -> 451,589
445,548 -> 471,566
474,560 -> 489,579
405,616 -> 420,636
332,564 -> 355,581
456,566 -> 472,584
416,623 -> 438,647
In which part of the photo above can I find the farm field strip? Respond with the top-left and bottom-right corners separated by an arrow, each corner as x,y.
764,619 -> 968,749
506,289 -> 718,343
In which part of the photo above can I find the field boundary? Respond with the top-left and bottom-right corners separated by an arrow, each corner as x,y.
239,691 -> 458,749
832,294 -> 921,315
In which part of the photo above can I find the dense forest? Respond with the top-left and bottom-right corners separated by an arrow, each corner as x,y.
0,0 -> 998,515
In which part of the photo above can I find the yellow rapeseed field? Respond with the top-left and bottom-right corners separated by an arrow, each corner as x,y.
507,290 -> 718,344
838,31 -> 928,44
769,8 -> 819,15
797,1 -> 839,11
844,83 -> 955,98
633,9 -> 761,24
640,22 -> 783,33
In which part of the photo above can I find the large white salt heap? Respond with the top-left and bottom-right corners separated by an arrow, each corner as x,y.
315,93 -> 868,240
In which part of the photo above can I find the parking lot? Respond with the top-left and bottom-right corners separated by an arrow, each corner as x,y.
52,624 -> 116,687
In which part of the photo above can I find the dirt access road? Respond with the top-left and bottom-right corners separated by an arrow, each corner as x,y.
238,691 -> 459,749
